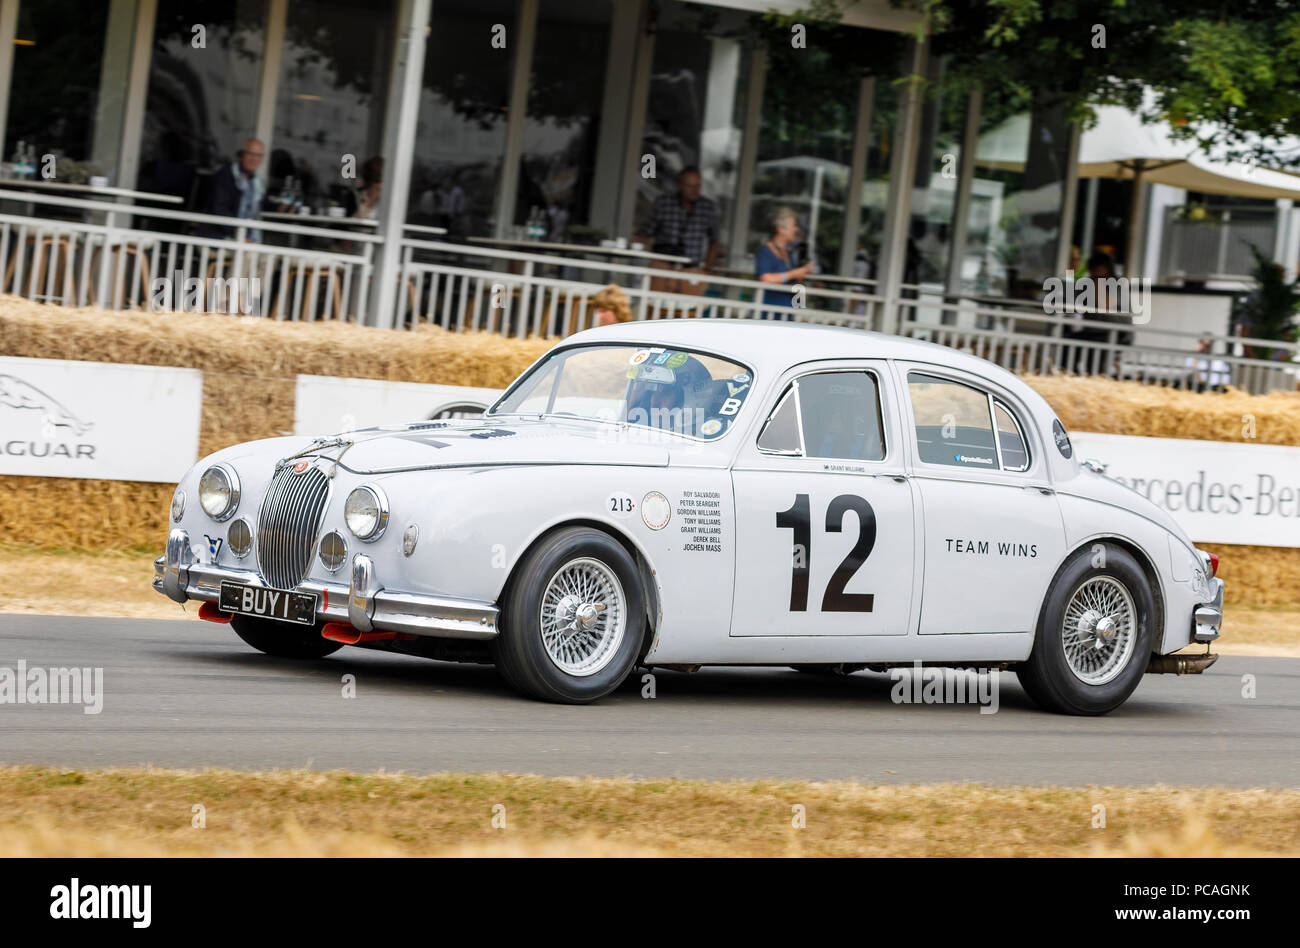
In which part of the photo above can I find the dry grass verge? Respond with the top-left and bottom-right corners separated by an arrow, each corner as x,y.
0,766 -> 1294,857
2,299 -> 1298,606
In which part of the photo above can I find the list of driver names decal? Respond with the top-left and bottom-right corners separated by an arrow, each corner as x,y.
677,489 -> 723,553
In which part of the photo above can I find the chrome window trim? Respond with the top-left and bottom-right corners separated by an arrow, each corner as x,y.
992,398 -> 1032,473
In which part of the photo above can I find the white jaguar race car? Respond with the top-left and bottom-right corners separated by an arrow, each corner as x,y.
156,320 -> 1223,714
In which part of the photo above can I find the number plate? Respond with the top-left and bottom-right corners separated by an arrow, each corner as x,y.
219,581 -> 317,626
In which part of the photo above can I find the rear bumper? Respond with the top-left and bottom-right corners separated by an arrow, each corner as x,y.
154,528 -> 498,641
1192,577 -> 1224,644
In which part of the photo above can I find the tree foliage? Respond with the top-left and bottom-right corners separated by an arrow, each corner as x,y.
1236,243 -> 1300,343
908,0 -> 1300,167
794,1 -> 1300,166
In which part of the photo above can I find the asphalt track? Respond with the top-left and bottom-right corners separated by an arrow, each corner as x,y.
1,614 -> 1296,787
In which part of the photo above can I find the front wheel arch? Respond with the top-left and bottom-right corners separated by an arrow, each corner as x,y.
499,518 -> 660,659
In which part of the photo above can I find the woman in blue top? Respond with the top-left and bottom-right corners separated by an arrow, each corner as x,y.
755,206 -> 816,319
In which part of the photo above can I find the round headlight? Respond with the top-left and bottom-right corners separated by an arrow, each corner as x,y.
198,464 -> 240,521
170,489 -> 185,522
344,485 -> 389,541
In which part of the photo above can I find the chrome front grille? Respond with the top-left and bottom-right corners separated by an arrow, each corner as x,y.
256,463 -> 330,590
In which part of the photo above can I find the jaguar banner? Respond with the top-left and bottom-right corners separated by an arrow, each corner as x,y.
0,356 -> 202,482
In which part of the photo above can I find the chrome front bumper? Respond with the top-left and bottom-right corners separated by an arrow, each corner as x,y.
1192,577 -> 1224,643
154,528 -> 498,641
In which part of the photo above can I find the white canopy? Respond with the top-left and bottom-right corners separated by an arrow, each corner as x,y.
976,105 -> 1300,199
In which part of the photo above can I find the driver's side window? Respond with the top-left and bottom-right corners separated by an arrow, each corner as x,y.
757,371 -> 886,461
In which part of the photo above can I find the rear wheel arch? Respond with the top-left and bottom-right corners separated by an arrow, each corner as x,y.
1041,535 -> 1166,653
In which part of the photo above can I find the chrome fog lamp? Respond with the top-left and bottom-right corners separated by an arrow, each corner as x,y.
228,518 -> 253,558
198,464 -> 240,521
319,530 -> 347,571
344,485 -> 389,542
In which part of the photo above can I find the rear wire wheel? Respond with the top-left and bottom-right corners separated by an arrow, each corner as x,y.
1017,544 -> 1155,715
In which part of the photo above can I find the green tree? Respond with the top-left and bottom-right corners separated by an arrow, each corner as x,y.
1235,243 -> 1300,345
798,1 -> 1300,167
912,1 -> 1300,167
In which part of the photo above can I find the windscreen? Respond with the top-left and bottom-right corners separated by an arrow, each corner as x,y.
490,344 -> 755,440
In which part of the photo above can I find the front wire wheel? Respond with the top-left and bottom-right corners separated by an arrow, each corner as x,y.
539,557 -> 627,677
495,527 -> 646,703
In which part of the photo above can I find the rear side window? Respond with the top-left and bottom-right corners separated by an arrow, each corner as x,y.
757,370 -> 886,462
993,401 -> 1030,472
907,373 -> 1030,472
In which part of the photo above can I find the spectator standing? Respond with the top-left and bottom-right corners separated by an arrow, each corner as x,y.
635,166 -> 722,296
755,206 -> 815,320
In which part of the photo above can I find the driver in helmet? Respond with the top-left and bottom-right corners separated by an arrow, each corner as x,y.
626,356 -> 709,436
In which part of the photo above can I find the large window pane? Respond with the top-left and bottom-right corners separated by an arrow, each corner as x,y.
748,23 -> 901,277
5,0 -> 110,166
849,74 -> 901,284
966,95 -> 1073,297
516,0 -> 611,236
409,0 -> 518,235
904,56 -> 965,290
139,0 -> 267,211
637,1 -> 749,255
271,0 -> 396,213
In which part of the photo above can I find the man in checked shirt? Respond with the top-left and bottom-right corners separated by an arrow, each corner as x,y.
635,166 -> 722,296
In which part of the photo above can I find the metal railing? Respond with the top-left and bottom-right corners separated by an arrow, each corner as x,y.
396,237 -> 883,337
892,287 -> 1299,394
0,187 -> 1295,394
0,188 -> 380,319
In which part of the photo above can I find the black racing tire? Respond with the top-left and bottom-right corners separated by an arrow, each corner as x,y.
494,526 -> 646,704
230,614 -> 343,659
1016,544 -> 1155,715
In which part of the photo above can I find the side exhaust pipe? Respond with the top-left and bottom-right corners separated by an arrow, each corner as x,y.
1146,652 -> 1218,675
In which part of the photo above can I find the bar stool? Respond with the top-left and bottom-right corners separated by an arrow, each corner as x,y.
204,255 -> 266,315
4,234 -> 77,304
272,262 -> 344,321
88,240 -> 153,309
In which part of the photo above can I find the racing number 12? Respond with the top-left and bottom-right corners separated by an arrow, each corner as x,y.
775,493 -> 877,613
